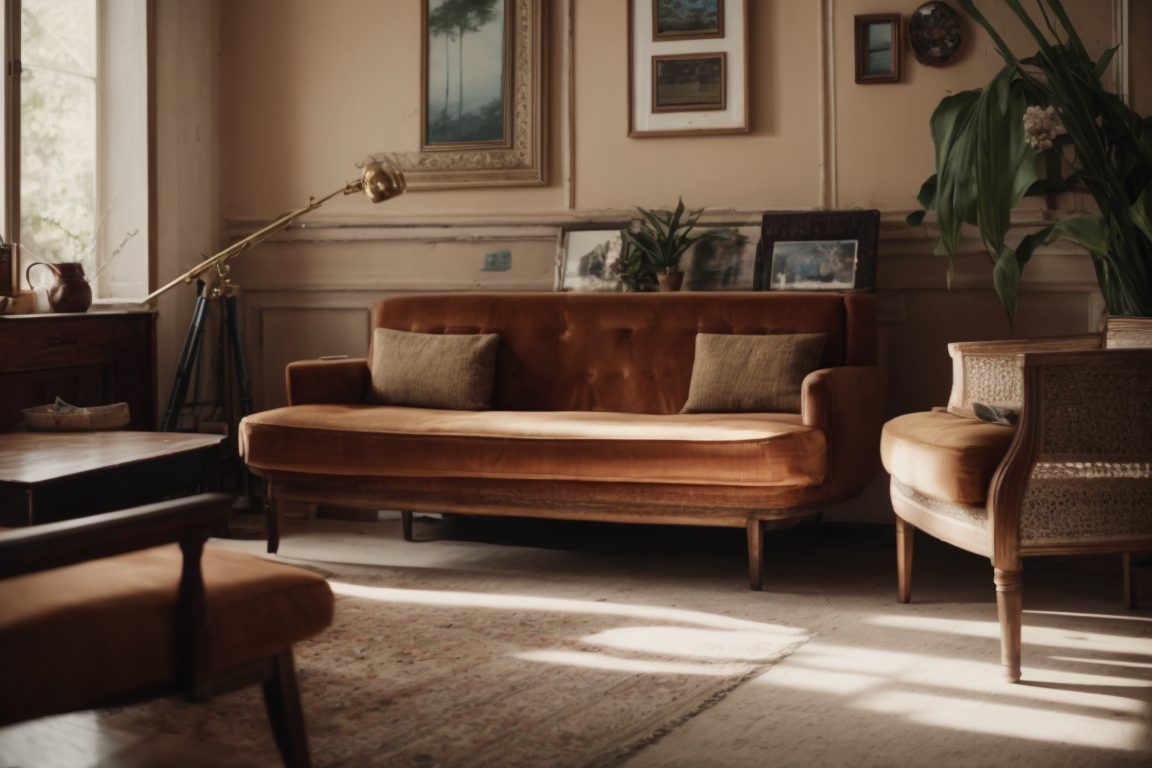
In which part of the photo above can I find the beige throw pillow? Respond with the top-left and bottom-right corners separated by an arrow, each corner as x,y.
370,328 -> 499,410
681,333 -> 827,414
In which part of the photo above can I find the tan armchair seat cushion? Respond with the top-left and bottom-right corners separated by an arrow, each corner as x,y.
241,405 -> 828,487
0,545 -> 333,725
880,410 -> 1015,506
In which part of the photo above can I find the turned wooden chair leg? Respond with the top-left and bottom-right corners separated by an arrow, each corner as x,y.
262,650 -> 312,768
747,518 -> 764,591
896,516 -> 914,604
1123,552 -> 1136,610
994,568 -> 1023,683
401,511 -> 414,542
265,494 -> 281,555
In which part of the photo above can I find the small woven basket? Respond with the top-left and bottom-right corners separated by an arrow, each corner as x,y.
23,401 -> 131,431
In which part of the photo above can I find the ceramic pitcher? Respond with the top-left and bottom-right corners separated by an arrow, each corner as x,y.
25,262 -> 93,313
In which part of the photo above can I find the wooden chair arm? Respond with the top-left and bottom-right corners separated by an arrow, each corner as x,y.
946,335 -> 1100,418
0,493 -> 232,580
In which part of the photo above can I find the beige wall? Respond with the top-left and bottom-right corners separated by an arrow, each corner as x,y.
151,1 -> 1146,521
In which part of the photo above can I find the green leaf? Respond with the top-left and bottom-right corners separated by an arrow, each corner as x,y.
1130,186 -> 1152,244
906,209 -> 927,227
992,246 -> 1021,326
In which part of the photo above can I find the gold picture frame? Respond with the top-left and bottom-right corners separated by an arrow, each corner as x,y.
400,0 -> 545,189
629,0 -> 749,137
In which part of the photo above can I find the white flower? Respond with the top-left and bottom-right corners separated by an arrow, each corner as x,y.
1023,105 -> 1067,151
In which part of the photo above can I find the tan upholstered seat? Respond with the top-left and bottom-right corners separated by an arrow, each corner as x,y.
881,327 -> 1152,682
0,494 -> 334,767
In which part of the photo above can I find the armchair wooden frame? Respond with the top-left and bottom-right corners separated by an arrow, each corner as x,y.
0,494 -> 314,767
892,336 -> 1152,682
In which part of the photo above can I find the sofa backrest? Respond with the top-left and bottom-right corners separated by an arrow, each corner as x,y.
372,292 -> 878,414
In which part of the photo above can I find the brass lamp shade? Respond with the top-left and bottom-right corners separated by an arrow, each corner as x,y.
360,160 -> 407,203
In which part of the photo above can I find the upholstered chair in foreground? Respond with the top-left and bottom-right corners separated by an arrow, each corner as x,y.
0,493 -> 333,767
880,321 -> 1152,682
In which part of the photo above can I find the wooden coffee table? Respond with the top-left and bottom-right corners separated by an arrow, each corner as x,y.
0,431 -> 223,526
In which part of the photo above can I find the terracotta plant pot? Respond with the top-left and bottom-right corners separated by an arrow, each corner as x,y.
658,271 -> 684,292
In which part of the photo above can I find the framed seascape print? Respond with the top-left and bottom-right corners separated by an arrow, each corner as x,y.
753,210 -> 880,292
854,14 -> 901,84
628,0 -> 749,136
555,225 -> 632,292
404,0 -> 545,189
653,0 -> 724,40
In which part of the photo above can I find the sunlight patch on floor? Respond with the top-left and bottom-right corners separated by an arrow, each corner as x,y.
329,581 -> 809,635
514,649 -> 758,677
581,626 -> 807,662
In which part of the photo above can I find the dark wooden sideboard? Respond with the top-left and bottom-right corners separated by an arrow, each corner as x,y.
0,310 -> 157,431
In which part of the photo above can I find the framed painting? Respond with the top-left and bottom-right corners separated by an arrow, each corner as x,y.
682,226 -> 758,290
855,14 -> 901,84
555,225 -> 632,292
402,0 -> 545,188
753,210 -> 880,292
653,0 -> 724,40
628,0 -> 749,136
652,54 -> 727,113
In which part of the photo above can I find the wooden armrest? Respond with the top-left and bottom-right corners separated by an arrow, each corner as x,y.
0,493 -> 232,580
946,335 -> 1101,418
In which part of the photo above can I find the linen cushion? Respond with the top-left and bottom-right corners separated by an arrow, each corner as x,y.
880,410 -> 1015,506
370,328 -> 499,410
681,333 -> 827,414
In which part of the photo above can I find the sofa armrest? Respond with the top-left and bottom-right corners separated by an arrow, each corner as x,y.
802,365 -> 887,495
946,335 -> 1099,418
286,358 -> 371,405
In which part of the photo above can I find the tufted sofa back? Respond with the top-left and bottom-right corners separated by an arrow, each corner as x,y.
372,292 -> 878,414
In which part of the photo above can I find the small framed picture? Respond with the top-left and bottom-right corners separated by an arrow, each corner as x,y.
682,226 -> 759,291
555,225 -> 631,291
653,0 -> 724,40
652,54 -> 727,113
766,240 -> 859,291
854,14 -> 901,84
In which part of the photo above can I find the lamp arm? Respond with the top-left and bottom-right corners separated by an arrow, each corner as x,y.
142,182 -> 354,304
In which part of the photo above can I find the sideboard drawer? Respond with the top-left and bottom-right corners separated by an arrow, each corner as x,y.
0,317 -> 115,372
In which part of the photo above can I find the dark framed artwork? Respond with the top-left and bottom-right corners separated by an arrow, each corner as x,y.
403,0 -> 545,188
628,0 -> 749,136
652,53 -> 727,112
855,14 -> 901,84
753,210 -> 880,292
653,0 -> 724,40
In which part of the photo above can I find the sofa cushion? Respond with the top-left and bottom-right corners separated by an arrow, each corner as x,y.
240,405 -> 828,487
370,328 -> 499,410
880,410 -> 1015,506
0,545 -> 333,726
682,333 -> 827,414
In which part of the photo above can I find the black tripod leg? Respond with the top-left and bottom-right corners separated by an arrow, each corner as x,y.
162,284 -> 210,432
222,294 -> 253,419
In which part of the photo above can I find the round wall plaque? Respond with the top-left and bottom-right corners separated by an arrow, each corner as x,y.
909,1 -> 964,66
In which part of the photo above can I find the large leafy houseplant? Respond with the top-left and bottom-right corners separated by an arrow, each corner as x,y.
910,0 -> 1152,322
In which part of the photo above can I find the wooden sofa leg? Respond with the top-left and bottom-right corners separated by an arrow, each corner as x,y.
265,496 -> 281,555
747,518 -> 764,591
1123,553 -> 1136,609
994,568 -> 1023,683
262,650 -> 312,768
402,511 -> 414,542
896,516 -> 914,604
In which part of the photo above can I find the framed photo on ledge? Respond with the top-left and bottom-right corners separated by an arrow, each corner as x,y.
753,210 -> 880,292
628,0 -> 749,137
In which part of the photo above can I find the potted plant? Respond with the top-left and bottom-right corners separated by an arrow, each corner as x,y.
909,0 -> 1152,323
622,198 -> 705,292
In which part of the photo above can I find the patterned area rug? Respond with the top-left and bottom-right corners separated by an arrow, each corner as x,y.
100,564 -> 808,768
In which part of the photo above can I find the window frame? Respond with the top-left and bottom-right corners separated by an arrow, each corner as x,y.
1,0 -> 154,303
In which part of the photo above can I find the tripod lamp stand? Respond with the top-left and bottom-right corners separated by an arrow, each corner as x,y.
145,160 -> 406,433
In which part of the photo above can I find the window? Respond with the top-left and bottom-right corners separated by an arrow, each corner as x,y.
1,0 -> 149,302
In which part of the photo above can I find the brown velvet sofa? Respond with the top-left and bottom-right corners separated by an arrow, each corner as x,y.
240,292 -> 885,589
